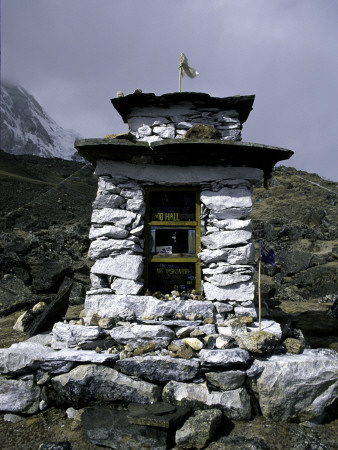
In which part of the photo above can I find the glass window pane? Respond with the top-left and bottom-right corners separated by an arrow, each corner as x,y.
149,191 -> 196,221
148,262 -> 196,293
150,227 -> 195,255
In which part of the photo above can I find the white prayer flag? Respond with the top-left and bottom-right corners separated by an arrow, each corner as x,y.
179,53 -> 199,78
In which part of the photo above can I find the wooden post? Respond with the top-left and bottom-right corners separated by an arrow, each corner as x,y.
179,66 -> 182,92
258,257 -> 262,331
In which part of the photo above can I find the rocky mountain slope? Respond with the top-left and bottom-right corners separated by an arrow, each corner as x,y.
0,82 -> 81,160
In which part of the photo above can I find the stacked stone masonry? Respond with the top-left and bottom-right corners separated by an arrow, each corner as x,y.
127,104 -> 242,144
88,171 -> 256,320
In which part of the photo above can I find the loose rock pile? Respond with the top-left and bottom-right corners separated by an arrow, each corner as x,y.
1,303 -> 338,446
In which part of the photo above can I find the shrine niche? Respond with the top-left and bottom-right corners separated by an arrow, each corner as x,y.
145,187 -> 200,293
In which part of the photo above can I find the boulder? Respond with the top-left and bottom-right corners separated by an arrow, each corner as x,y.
89,225 -> 129,240
205,370 -> 246,391
198,243 -> 255,265
283,337 -> 305,354
0,375 -> 40,414
235,331 -> 280,354
82,406 -> 167,450
0,274 -> 33,316
51,322 -> 103,349
277,249 -> 313,275
201,187 -> 252,211
0,341 -> 51,375
248,320 -> 282,339
115,355 -> 199,382
111,277 -> 143,295
201,230 -> 252,250
163,381 -> 251,420
85,293 -> 214,322
247,349 -> 338,422
88,238 -> 142,259
127,402 -> 191,429
110,324 -> 175,349
204,281 -> 254,302
52,364 -> 161,405
92,193 -> 124,209
204,271 -> 252,287
199,348 -> 251,368
32,258 -> 71,292
175,409 -> 223,449
91,208 -> 136,226
91,254 -> 143,280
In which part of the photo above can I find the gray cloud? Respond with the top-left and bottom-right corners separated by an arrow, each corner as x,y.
2,0 -> 338,180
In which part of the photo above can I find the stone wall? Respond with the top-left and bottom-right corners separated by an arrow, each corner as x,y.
127,104 -> 242,144
86,162 -> 262,321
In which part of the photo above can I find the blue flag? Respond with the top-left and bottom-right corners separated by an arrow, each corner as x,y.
260,241 -> 276,266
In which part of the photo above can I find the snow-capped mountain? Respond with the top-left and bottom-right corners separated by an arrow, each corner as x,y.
0,81 -> 82,160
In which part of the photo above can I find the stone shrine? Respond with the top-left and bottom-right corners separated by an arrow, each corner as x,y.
2,92 -> 338,446
75,92 -> 293,322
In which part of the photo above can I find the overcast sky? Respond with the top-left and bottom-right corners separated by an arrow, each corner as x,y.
2,0 -> 338,181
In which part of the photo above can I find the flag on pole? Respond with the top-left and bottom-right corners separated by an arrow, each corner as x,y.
179,53 -> 199,78
260,241 -> 276,266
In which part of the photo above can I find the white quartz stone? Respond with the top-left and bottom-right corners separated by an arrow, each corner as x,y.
198,243 -> 255,265
51,322 -> 103,349
138,135 -> 162,144
126,197 -> 145,212
234,305 -> 257,318
214,302 -> 234,314
212,219 -> 252,231
88,238 -> 142,259
120,188 -> 144,199
89,225 -> 129,240
91,208 -> 136,227
137,125 -> 152,137
204,281 -> 255,302
92,194 -> 124,209
130,225 -> 144,236
91,255 -> 143,280
209,207 -> 252,220
201,230 -> 252,250
203,264 -> 253,275
153,125 -> 175,139
111,278 -> 143,295
98,178 -> 121,194
201,187 -> 252,212
205,272 -> 252,287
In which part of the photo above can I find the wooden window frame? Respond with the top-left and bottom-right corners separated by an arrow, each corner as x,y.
144,186 -> 201,293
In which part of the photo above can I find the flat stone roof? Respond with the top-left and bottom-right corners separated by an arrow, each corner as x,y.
111,92 -> 255,124
75,138 -> 293,177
